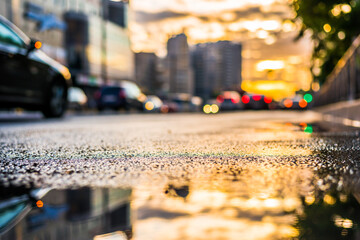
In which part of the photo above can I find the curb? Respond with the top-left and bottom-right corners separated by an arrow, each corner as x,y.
313,99 -> 360,128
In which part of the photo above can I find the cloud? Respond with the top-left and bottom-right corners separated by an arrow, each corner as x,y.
135,10 -> 188,23
134,5 -> 290,26
131,4 -> 294,54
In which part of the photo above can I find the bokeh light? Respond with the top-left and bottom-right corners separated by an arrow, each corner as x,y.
216,95 -> 224,103
299,99 -> 308,108
283,99 -> 293,108
34,41 -> 42,49
145,101 -> 155,111
211,104 -> 219,114
242,95 -> 250,104
160,105 -> 169,113
203,104 -> 211,114
264,96 -> 272,104
323,24 -> 332,33
36,200 -> 44,208
304,125 -> 313,134
303,93 -> 313,103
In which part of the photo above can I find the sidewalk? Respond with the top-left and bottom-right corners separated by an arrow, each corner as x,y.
314,99 -> 360,128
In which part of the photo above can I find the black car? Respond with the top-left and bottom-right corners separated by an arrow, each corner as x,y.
94,86 -> 127,111
94,81 -> 146,111
216,91 -> 243,111
0,16 -> 71,118
242,93 -> 271,110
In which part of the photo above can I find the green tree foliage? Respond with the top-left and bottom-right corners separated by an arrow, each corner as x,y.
292,0 -> 360,85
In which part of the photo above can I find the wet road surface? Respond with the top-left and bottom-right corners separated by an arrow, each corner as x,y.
1,111 -> 360,239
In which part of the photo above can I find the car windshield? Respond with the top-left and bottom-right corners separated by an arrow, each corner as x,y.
0,16 -> 30,43
0,22 -> 25,48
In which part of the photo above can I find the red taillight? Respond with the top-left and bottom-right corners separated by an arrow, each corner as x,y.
94,90 -> 101,99
242,95 -> 250,104
119,90 -> 126,99
216,95 -> 224,103
252,95 -> 261,101
264,96 -> 272,104
231,98 -> 240,104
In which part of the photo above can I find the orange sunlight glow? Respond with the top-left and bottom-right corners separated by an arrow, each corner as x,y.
242,80 -> 297,100
131,0 -> 314,98
256,60 -> 285,71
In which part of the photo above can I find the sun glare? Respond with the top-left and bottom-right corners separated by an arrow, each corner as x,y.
131,0 -> 313,99
242,80 -> 297,100
256,60 -> 285,71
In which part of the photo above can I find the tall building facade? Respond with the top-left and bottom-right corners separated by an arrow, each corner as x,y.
0,0 -> 75,64
135,52 -> 160,94
64,0 -> 134,88
0,0 -> 134,93
167,34 -> 194,95
192,41 -> 242,101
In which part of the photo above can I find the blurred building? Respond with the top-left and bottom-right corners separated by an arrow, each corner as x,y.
64,0 -> 134,93
0,0 -> 72,64
192,43 -> 219,101
0,0 -> 134,106
192,41 -> 242,101
135,52 -> 160,94
150,56 -> 171,98
0,188 -> 132,240
167,33 -> 194,95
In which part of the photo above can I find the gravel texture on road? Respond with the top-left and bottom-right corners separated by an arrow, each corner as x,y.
3,111 -> 360,240
1,111 -> 360,192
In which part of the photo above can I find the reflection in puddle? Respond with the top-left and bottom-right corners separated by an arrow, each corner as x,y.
0,188 -> 132,240
1,121 -> 360,239
1,180 -> 360,240
296,190 -> 360,239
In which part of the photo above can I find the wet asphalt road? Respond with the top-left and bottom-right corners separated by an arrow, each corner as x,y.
1,110 -> 360,239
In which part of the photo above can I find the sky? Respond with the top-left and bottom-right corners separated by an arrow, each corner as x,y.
129,0 -> 314,99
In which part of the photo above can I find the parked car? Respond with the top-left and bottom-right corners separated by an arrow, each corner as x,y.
203,99 -> 220,114
166,93 -> 203,112
280,95 -> 308,110
94,81 -> 146,111
67,87 -> 87,111
160,101 -> 179,113
241,93 -> 271,110
144,95 -> 163,113
94,86 -> 126,111
216,91 -> 243,111
121,80 -> 147,111
0,15 -> 72,118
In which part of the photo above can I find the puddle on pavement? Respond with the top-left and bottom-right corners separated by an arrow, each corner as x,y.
1,121 -> 360,239
1,177 -> 360,240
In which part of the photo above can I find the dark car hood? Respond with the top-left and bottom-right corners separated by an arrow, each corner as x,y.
29,50 -> 71,81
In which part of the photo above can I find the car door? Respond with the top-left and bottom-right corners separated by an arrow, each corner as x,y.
0,21 -> 40,104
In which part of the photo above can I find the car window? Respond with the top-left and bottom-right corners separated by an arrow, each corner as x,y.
0,22 -> 25,48
103,87 -> 121,95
